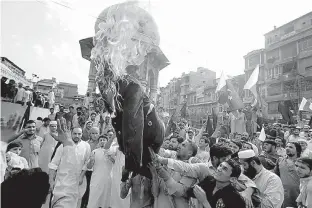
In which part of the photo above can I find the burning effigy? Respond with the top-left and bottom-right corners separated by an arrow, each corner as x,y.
91,2 -> 167,178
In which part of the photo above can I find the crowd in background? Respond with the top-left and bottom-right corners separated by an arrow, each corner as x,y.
2,92 -> 312,208
1,77 -> 55,108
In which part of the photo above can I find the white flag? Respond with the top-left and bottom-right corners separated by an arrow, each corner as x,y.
258,127 -> 266,141
216,71 -> 227,93
244,65 -> 259,106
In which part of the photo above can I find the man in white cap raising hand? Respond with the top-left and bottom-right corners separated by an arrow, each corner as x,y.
238,150 -> 284,208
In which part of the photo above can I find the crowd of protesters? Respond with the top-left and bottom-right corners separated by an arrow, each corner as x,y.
1,92 -> 312,208
1,77 -> 55,108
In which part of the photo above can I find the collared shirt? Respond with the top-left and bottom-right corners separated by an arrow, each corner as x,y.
296,176 -> 312,207
48,140 -> 91,196
253,168 -> 284,208
48,140 -> 91,171
15,134 -> 43,168
274,156 -> 300,207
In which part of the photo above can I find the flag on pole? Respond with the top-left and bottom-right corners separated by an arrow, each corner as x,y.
216,71 -> 227,92
244,65 -> 259,106
299,97 -> 312,112
258,127 -> 266,141
226,79 -> 244,111
216,71 -> 244,111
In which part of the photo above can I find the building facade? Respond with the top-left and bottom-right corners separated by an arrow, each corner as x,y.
1,57 -> 32,87
263,12 -> 312,119
36,78 -> 79,108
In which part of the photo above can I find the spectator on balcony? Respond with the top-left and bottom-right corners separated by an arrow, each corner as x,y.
14,83 -> 26,105
48,89 -> 55,108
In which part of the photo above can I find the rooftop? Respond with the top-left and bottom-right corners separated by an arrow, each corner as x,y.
264,11 -> 312,36
1,57 -> 25,74
243,49 -> 264,58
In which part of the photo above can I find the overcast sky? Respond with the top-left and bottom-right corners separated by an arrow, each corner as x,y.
1,0 -> 312,94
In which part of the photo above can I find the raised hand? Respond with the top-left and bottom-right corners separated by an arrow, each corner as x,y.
50,118 -> 71,143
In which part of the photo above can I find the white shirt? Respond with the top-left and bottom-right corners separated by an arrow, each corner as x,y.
49,140 -> 91,196
253,168 -> 284,208
15,87 -> 25,102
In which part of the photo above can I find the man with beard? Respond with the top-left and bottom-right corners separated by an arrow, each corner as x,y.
72,107 -> 82,128
275,136 -> 286,157
274,142 -> 301,208
259,138 -> 280,170
49,127 -> 91,208
156,144 -> 258,208
13,120 -> 44,168
295,157 -> 312,208
239,150 -> 284,208
186,159 -> 245,208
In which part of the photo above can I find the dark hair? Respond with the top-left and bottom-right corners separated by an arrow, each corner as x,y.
226,159 -> 241,178
36,117 -> 42,121
244,156 -> 262,166
7,142 -> 23,152
188,141 -> 198,157
288,142 -> 302,157
90,112 -> 97,116
99,134 -> 109,141
177,137 -> 184,144
200,136 -> 210,144
296,157 -> 312,170
50,108 -> 54,110
107,129 -> 114,134
231,140 -> 242,150
69,106 -> 74,109
43,117 -> 50,122
1,168 -> 50,208
76,107 -> 82,111
210,143 -> 233,160
26,120 -> 36,125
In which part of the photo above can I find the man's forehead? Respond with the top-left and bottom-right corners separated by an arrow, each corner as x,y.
220,162 -> 232,171
72,128 -> 82,133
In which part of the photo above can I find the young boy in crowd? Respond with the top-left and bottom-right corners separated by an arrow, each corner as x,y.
5,142 -> 29,179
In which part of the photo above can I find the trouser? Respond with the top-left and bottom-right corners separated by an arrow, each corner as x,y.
51,193 -> 78,208
80,171 -> 92,208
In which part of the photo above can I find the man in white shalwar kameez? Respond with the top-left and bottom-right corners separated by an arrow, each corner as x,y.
49,127 -> 91,208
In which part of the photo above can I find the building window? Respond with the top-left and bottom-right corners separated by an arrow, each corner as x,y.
281,42 -> 297,60
268,102 -> 279,113
267,83 -> 282,96
282,61 -> 297,74
248,54 -> 260,68
283,80 -> 296,93
299,37 -> 312,52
